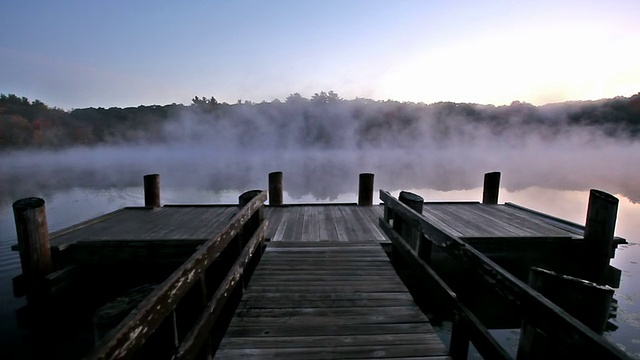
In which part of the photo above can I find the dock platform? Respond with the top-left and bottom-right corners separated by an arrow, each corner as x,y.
8,172 -> 631,359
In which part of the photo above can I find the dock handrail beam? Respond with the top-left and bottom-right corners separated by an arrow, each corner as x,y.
86,190 -> 268,360
379,190 -> 630,360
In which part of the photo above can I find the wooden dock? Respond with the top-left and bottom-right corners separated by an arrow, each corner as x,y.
216,241 -> 448,359
8,172 -> 631,359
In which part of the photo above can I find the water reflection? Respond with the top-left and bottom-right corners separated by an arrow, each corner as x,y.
2,144 -> 640,204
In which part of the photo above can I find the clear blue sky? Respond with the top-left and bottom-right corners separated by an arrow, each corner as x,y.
1,0 -> 638,109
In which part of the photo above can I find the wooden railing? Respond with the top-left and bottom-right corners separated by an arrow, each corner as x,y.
379,190 -> 629,360
85,190 -> 268,360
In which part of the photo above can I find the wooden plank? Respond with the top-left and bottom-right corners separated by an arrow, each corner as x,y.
244,284 -> 408,293
354,206 -> 388,241
239,298 -> 419,309
219,333 -> 442,349
478,204 -> 573,237
503,204 -> 584,237
264,207 -> 285,240
223,322 -> 429,337
292,207 -> 305,241
248,275 -> 400,282
240,292 -> 415,302
267,241 -> 380,248
311,206 -> 322,242
302,206 -> 313,241
318,206 -> 330,241
438,204 -> 523,237
270,206 -> 290,242
424,204 -> 491,237
331,206 -> 350,242
215,344 -> 447,359
340,206 -> 361,241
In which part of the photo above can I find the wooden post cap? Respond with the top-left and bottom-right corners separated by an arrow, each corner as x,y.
239,190 -> 263,207
12,197 -> 46,211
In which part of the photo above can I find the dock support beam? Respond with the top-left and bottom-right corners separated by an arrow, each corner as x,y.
517,267 -> 614,359
144,174 -> 161,207
396,191 -> 430,261
13,197 -> 52,308
268,171 -> 283,205
482,172 -> 501,204
358,173 -> 374,206
583,189 -> 618,285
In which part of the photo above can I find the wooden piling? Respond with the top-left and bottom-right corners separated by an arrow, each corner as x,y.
13,197 -> 52,307
482,172 -> 501,204
357,173 -> 375,206
144,174 -> 161,207
268,172 -> 283,206
583,189 -> 618,285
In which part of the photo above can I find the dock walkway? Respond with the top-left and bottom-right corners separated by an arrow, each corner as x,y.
216,241 -> 449,359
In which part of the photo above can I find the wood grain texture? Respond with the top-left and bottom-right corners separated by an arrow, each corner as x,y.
264,205 -> 389,242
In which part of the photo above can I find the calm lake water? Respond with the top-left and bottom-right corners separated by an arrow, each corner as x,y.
1,144 -> 639,358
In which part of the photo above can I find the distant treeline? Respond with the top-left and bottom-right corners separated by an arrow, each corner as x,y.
1,91 -> 639,150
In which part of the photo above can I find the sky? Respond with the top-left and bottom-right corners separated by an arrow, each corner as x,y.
0,0 -> 639,110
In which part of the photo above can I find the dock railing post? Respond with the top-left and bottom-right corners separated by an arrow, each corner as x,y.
144,174 -> 161,207
238,190 -> 265,290
268,171 -> 283,205
482,172 -> 501,204
397,191 -> 430,261
583,189 -> 618,285
239,190 -> 265,247
13,197 -> 53,309
358,173 -> 374,206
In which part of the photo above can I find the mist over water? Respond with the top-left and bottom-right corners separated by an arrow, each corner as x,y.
1,135 -> 639,205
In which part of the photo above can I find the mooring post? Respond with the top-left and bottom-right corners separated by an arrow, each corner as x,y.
143,174 -> 161,207
268,171 -> 283,206
482,171 -> 501,204
358,173 -> 375,206
583,189 -> 618,285
13,197 -> 53,308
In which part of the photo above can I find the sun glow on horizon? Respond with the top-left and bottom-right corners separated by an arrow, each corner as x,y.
378,22 -> 640,106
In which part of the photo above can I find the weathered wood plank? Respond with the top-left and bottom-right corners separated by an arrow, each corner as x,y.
355,206 -> 388,241
223,322 -> 430,337
270,206 -> 290,242
239,298 -> 419,309
219,333 -> 442,349
239,292 -> 415,302
215,343 -> 447,359
244,284 -> 408,293
264,206 -> 285,240
331,206 -> 350,242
